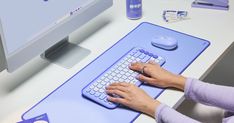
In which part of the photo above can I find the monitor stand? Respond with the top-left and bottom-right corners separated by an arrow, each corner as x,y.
41,37 -> 91,69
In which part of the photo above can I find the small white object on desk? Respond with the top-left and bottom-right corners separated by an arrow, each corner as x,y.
163,10 -> 189,23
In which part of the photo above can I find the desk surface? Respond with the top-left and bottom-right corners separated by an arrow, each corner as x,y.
0,0 -> 234,123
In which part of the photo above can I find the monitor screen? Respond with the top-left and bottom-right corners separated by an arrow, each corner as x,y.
0,0 -> 112,72
0,0 -> 94,55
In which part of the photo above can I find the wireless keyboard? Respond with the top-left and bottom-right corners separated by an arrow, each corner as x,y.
82,47 -> 166,109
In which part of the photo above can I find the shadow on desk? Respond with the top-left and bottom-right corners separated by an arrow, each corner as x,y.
177,99 -> 224,123
0,57 -> 50,97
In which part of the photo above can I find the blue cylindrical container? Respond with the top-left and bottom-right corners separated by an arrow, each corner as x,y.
126,0 -> 142,20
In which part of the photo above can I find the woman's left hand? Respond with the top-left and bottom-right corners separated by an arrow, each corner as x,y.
106,82 -> 160,118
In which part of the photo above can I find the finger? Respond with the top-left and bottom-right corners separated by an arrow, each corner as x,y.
148,60 -> 156,65
130,61 -> 141,66
106,89 -> 128,98
106,85 -> 128,92
148,60 -> 161,68
107,96 -> 127,105
129,62 -> 145,72
108,82 -> 130,87
136,74 -> 155,84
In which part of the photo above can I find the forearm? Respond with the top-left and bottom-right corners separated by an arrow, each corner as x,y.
156,104 -> 200,123
184,78 -> 234,112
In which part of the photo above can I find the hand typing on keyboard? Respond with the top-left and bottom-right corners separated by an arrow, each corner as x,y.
82,47 -> 167,108
129,61 -> 186,90
106,61 -> 186,117
106,82 -> 160,118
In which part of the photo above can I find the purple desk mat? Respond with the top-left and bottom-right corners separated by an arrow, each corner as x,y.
21,22 -> 210,123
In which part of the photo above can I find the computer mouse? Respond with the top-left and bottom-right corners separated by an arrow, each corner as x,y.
151,36 -> 178,50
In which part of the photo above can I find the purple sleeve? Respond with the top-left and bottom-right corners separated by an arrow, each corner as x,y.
155,104 -> 200,123
185,78 -> 234,112
155,78 -> 234,123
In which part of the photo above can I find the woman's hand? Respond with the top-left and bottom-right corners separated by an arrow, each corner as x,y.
106,82 -> 160,118
129,61 -> 186,91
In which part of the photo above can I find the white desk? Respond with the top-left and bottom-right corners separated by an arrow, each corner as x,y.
0,0 -> 234,123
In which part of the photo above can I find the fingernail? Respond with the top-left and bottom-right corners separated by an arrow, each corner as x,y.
107,96 -> 112,100
136,75 -> 140,79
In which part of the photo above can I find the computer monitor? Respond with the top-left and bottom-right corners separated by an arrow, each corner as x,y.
0,0 -> 113,72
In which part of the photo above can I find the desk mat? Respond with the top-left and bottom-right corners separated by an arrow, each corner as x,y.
21,22 -> 210,123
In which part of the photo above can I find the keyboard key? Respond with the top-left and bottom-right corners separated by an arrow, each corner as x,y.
113,77 -> 118,81
99,89 -> 105,93
144,51 -> 149,55
118,67 -> 123,71
129,76 -> 134,80
108,76 -> 113,80
125,72 -> 131,77
104,73 -> 109,77
122,75 -> 127,80
129,70 -> 134,74
153,54 -> 158,58
133,52 -> 141,57
106,82 -> 111,86
99,94 -> 107,100
100,76 -> 105,80
141,55 -> 150,62
120,71 -> 125,75
114,70 -> 120,74
104,78 -> 109,82
111,72 -> 116,76
104,97 -> 108,102
123,68 -> 128,72
86,88 -> 91,93
101,81 -> 106,85
148,53 -> 153,56
139,49 -> 144,53
94,87 -> 99,92
130,56 -> 135,60
93,82 -> 98,86
97,84 -> 103,89
125,79 -> 131,83
95,92 -> 101,97
90,90 -> 95,95
128,59 -> 133,62
117,74 -> 122,78
97,79 -> 102,83
155,59 -> 160,63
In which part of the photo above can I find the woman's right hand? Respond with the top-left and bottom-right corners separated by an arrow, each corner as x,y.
129,61 -> 186,91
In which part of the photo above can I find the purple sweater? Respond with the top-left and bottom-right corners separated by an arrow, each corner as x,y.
155,78 -> 234,123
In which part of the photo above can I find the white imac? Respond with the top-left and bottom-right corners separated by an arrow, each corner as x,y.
0,0 -> 113,72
